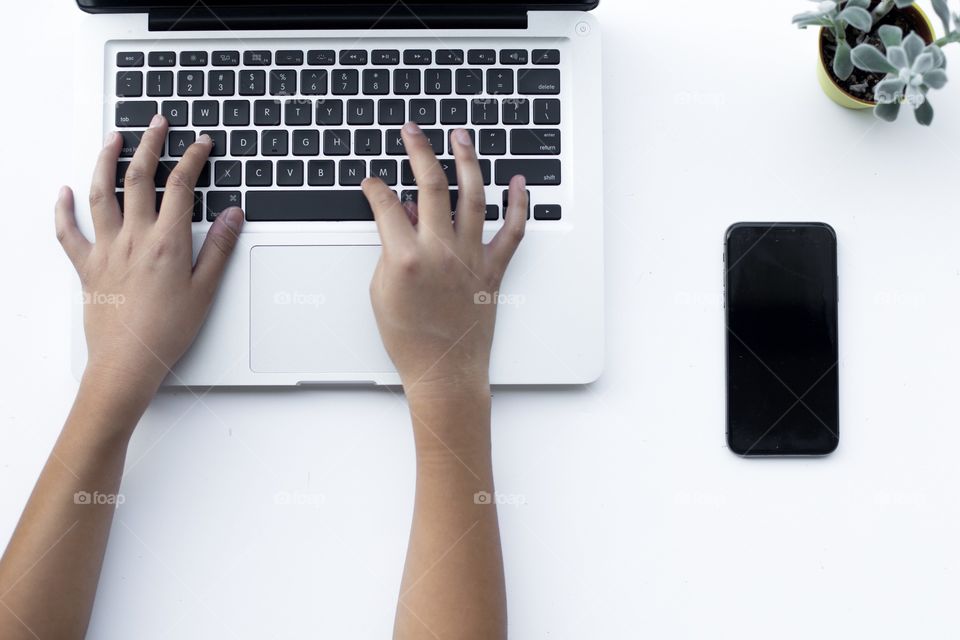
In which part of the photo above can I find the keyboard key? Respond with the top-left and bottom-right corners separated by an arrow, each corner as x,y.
370,159 -> 397,185
393,69 -> 420,95
207,191 -> 242,220
485,205 -> 500,221
518,69 -> 560,94
404,50 -> 432,65
161,101 -> 188,126
339,160 -> 366,186
307,160 -> 335,186
471,99 -> 498,125
269,70 -> 296,96
223,100 -> 250,126
511,129 -> 560,154
115,162 -> 130,188
146,70 -> 173,97
339,50 -> 368,65
192,100 -> 219,126
402,159 -> 491,186
532,49 -> 560,65
180,51 -> 208,66
254,100 -> 281,126
386,130 -> 407,155
117,51 -> 144,67
262,130 -> 289,155
214,160 -> 242,187
201,130 -> 227,157
244,51 -> 271,66
293,129 -> 320,156
478,129 -> 506,155
455,69 -> 483,95
425,69 -> 452,95
534,204 -> 562,220
487,69 -> 513,95
212,50 -> 240,66
468,49 -> 496,65
332,69 -> 359,95
495,159 -> 561,185
502,98 -> 529,124
316,99 -> 344,125
440,99 -> 468,125
301,69 -> 328,95
372,49 -> 400,65
230,130 -> 258,156
533,98 -> 561,124
355,129 -> 382,155
323,130 -> 350,155
208,70 -> 235,96
446,129 -> 476,154
410,99 -> 436,125
147,51 -> 175,67
437,49 -> 465,65
246,160 -> 272,186
246,190 -> 376,221
177,70 -> 204,96
346,99 -> 375,125
422,129 -> 445,155
239,70 -> 266,95
362,69 -> 390,95
284,100 -> 312,125
115,101 -> 157,127
308,50 -> 335,65
276,50 -> 304,66
500,49 -> 528,65
503,189 -> 531,219
116,71 -> 143,97
378,99 -> 405,125
277,160 -> 304,186
118,130 -> 146,157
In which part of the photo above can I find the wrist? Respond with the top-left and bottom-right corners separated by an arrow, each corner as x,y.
406,382 -> 493,462
74,363 -> 160,441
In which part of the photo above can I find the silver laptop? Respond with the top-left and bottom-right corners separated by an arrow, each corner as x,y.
70,0 -> 604,386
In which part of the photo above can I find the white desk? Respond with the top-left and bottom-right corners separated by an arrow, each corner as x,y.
2,0 -> 959,637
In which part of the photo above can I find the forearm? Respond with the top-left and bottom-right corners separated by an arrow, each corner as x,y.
395,385 -> 506,640
0,370 -> 152,639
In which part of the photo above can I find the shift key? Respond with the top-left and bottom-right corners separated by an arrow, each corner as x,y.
116,101 -> 158,127
495,159 -> 561,186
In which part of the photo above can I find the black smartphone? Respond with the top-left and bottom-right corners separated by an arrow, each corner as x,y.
724,223 -> 839,456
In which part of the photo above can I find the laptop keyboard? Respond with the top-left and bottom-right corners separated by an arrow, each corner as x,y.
111,44 -> 564,224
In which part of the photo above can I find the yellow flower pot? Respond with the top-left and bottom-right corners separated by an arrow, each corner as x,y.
817,3 -> 936,110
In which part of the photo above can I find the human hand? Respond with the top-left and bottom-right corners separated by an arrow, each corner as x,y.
55,115 -> 244,393
362,123 -> 527,397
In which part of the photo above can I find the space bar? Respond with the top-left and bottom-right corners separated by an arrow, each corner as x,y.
245,190 -> 374,221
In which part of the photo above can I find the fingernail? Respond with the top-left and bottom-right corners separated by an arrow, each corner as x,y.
58,185 -> 70,200
454,128 -> 472,146
149,114 -> 165,128
403,121 -> 421,135
222,207 -> 244,232
517,175 -> 527,189
197,133 -> 212,145
103,131 -> 117,147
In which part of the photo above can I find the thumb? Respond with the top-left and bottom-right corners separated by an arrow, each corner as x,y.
193,207 -> 244,292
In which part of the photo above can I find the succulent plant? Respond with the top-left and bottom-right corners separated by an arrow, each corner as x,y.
793,0 -> 875,79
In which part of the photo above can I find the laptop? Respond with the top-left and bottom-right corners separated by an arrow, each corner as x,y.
70,0 -> 604,386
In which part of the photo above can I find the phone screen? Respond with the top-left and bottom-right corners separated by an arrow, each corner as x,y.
725,223 -> 839,456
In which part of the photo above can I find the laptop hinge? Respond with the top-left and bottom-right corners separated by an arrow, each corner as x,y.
149,5 -> 528,31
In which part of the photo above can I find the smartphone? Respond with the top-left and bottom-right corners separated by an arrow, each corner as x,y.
724,223 -> 839,456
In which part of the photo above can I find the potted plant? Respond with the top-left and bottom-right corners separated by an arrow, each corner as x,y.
794,0 -> 960,124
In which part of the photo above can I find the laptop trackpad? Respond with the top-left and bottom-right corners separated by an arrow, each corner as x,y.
249,245 -> 395,376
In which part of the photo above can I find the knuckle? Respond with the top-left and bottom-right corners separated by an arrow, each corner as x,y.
394,250 -> 420,274
418,171 -> 448,194
122,167 -> 150,188
88,187 -> 109,208
165,169 -> 194,191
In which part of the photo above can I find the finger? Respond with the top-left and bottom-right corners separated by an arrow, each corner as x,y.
55,186 -> 92,270
123,113 -> 168,228
193,207 -> 244,292
487,175 -> 528,271
450,128 -> 485,243
362,177 -> 416,249
403,200 -> 419,227
158,134 -> 212,235
400,122 -> 452,236
89,131 -> 124,240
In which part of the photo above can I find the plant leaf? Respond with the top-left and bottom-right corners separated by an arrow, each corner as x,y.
840,6 -> 873,31
902,32 -> 925,64
894,0 -> 915,7
923,68 -> 949,89
875,77 -> 907,101
847,0 -> 870,8
874,100 -> 902,122
914,98 -> 934,125
887,45 -> 909,68
852,43 -> 898,73
932,0 -> 952,36
913,52 -> 935,74
834,40 -> 855,80
878,24 -> 903,48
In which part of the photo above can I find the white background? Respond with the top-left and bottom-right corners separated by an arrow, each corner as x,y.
3,0 -> 960,638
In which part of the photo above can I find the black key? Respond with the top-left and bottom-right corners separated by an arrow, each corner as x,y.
180,51 -> 208,67
423,129 -> 445,155
471,99 -> 498,125
339,50 -> 368,65
212,50 -> 240,66
262,130 -> 289,156
467,49 -> 496,65
148,51 -> 175,67
401,189 -> 460,212
276,50 -> 304,66
503,189 -> 531,219
301,70 -> 328,95
177,70 -> 204,96
118,130 -> 145,157
372,49 -> 400,65
386,130 -> 406,155
495,159 -> 561,185
116,101 -> 157,127
362,69 -> 390,95
332,69 -> 359,95
393,69 -> 420,95
277,160 -> 304,186
339,160 -> 366,186
404,49 -> 431,65
500,49 -> 528,65
208,70 -> 235,96
154,161 -> 177,188
370,159 -> 397,185
502,98 -> 529,124
116,71 -> 143,97
370,100 -> 400,126
146,71 -> 173,97
244,50 -> 272,66
214,160 -> 242,187
323,130 -> 350,155
485,205 -> 499,221
518,69 -> 561,95
402,158 -> 491,186
254,100 -> 281,126
410,99 -> 436,125
223,100 -> 250,126
162,101 -> 188,126
308,50 -> 335,65
168,130 -> 196,157
316,99 -> 344,125
230,130 -> 258,156
307,160 -> 335,186
425,69 -> 452,95
486,69 -> 513,95
207,191 -> 242,221
270,69 -> 297,96
239,70 -> 266,95
192,100 -> 219,126
346,99 -> 375,125
437,49 -> 464,65
532,49 -> 560,65
154,189 -> 203,222
355,129 -> 382,156
115,161 -> 130,188
292,129 -> 320,156
446,129 -> 476,154
246,190 -> 376,221
478,129 -> 506,155
455,69 -> 483,95
246,160 -> 273,187
117,51 -> 144,67
511,129 -> 561,155
440,99 -> 468,125
534,204 -> 561,220
533,98 -> 561,125
201,130 -> 227,157
284,100 -> 312,125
